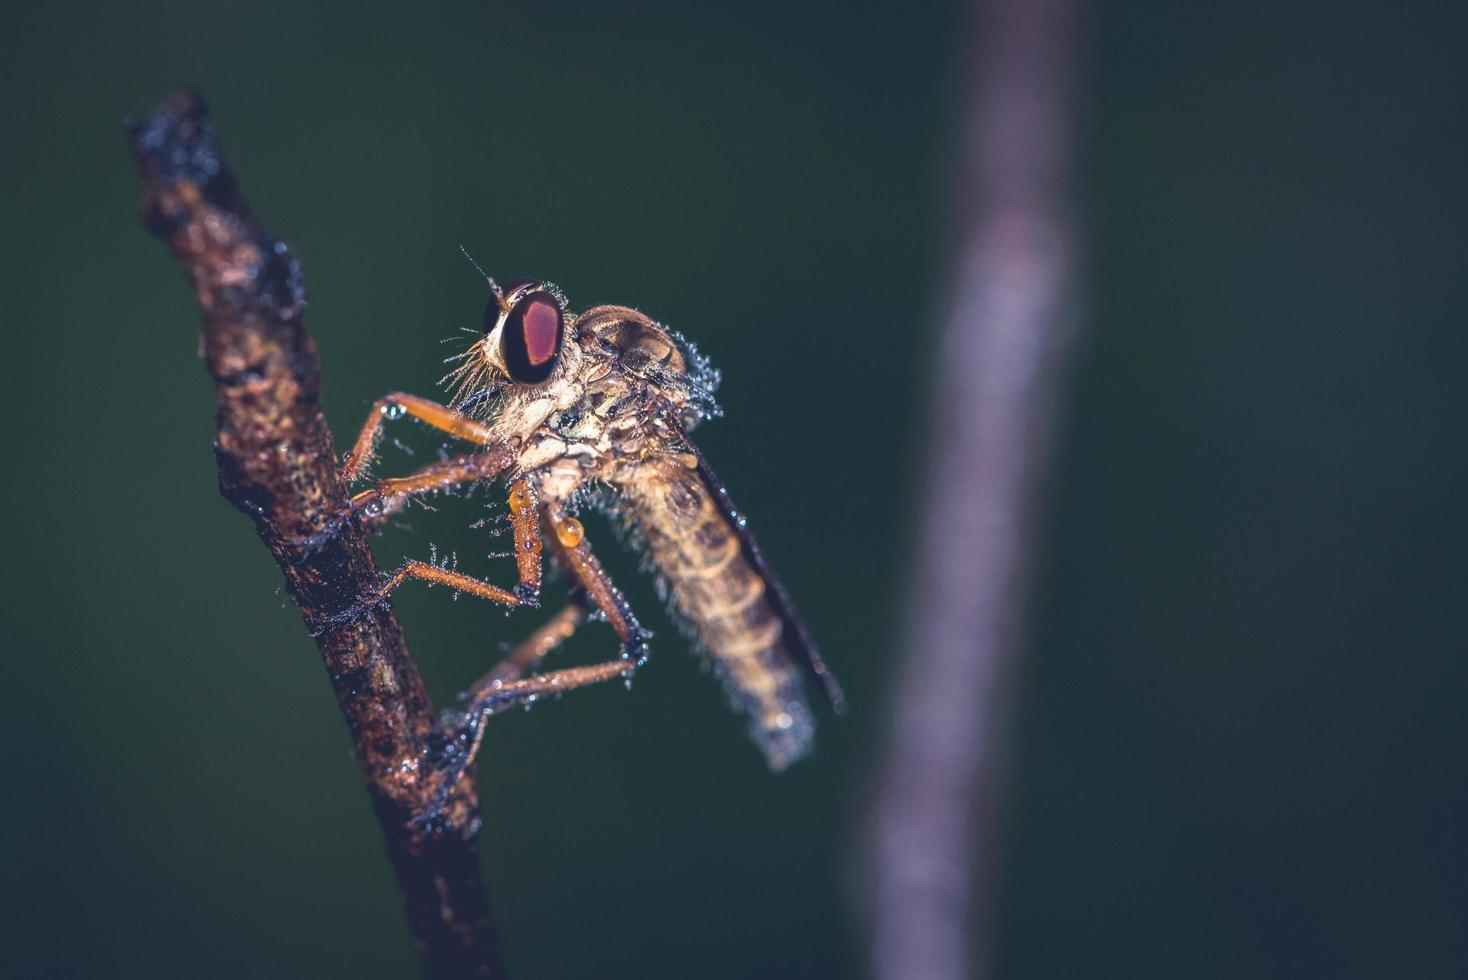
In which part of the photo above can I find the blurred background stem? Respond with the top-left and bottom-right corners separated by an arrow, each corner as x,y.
867,1 -> 1083,977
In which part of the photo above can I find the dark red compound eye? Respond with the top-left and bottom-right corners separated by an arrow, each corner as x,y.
501,291 -> 565,384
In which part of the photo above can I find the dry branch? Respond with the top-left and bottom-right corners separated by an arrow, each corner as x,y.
128,90 -> 505,979
867,1 -> 1084,978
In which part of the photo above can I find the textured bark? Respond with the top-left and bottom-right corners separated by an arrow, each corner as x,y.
128,90 -> 506,979
867,1 -> 1084,978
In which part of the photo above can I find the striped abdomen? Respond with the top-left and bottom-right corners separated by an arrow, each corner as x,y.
615,454 -> 818,769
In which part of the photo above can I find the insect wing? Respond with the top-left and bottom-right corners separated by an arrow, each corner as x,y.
678,435 -> 847,714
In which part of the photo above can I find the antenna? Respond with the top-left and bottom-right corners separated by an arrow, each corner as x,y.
458,245 -> 499,295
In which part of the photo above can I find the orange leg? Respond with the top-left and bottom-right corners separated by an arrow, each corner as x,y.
506,480 -> 544,604
419,636 -> 637,827
441,600 -> 633,804
463,506 -> 652,701
349,450 -> 513,522
373,480 -> 545,609
452,608 -> 621,773
410,516 -> 654,825
474,659 -> 634,712
341,392 -> 501,484
469,603 -> 588,698
465,502 -> 655,702
543,504 -> 651,663
377,559 -> 522,607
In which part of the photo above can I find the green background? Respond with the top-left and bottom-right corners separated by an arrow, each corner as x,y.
3,1 -> 1465,977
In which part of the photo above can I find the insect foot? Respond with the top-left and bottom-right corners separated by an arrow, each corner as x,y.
407,723 -> 479,834
281,508 -> 355,564
307,584 -> 394,637
621,630 -> 653,667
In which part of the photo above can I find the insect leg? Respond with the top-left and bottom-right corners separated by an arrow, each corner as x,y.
457,502 -> 654,730
468,602 -> 588,697
368,479 -> 544,608
543,503 -> 651,663
415,646 -> 633,828
457,507 -> 652,713
440,598 -> 631,794
505,479 -> 543,604
415,521 -> 653,823
341,392 -> 500,483
473,658 -> 634,712
376,559 -> 522,607
349,449 -> 513,523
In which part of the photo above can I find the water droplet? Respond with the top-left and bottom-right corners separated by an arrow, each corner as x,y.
554,516 -> 585,548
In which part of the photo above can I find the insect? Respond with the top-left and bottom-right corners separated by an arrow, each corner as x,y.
340,269 -> 844,775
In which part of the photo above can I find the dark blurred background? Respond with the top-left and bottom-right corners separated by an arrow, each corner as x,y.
3,1 -> 1466,977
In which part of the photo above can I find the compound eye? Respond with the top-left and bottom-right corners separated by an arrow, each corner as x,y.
501,291 -> 565,384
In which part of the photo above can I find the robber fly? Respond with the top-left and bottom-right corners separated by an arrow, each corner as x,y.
340,270 -> 844,773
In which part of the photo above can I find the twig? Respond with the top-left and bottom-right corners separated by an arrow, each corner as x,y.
128,90 -> 506,979
866,2 -> 1083,978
